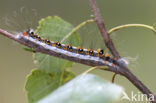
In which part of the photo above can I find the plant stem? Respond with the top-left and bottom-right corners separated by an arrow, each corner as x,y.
108,24 -> 156,34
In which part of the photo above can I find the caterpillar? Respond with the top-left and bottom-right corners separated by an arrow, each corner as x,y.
20,29 -> 118,68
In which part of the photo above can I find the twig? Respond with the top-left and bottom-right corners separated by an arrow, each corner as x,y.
108,24 -> 156,34
88,0 -> 156,103
88,0 -> 120,59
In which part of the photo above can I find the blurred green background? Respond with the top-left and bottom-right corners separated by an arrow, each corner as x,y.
0,0 -> 156,103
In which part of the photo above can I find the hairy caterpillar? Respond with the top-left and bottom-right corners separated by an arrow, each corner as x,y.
20,29 -> 119,68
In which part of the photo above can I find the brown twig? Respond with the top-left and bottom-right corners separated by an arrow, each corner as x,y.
89,0 -> 156,102
89,0 -> 120,59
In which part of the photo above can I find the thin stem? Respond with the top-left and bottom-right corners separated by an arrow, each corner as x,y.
61,19 -> 95,43
112,73 -> 117,83
80,66 -> 109,80
108,24 -> 156,34
0,29 -> 18,41
0,29 -> 28,46
82,66 -> 109,76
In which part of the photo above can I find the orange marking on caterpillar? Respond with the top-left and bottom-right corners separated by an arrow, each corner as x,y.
52,41 -> 57,47
64,44 -> 69,50
86,49 -> 91,55
105,53 -> 109,57
23,32 -> 27,36
97,49 -> 101,57
113,57 -> 117,61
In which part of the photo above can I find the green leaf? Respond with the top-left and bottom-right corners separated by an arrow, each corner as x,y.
34,16 -> 81,73
37,74 -> 123,103
26,16 -> 81,103
25,69 -> 75,103
23,47 -> 35,53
